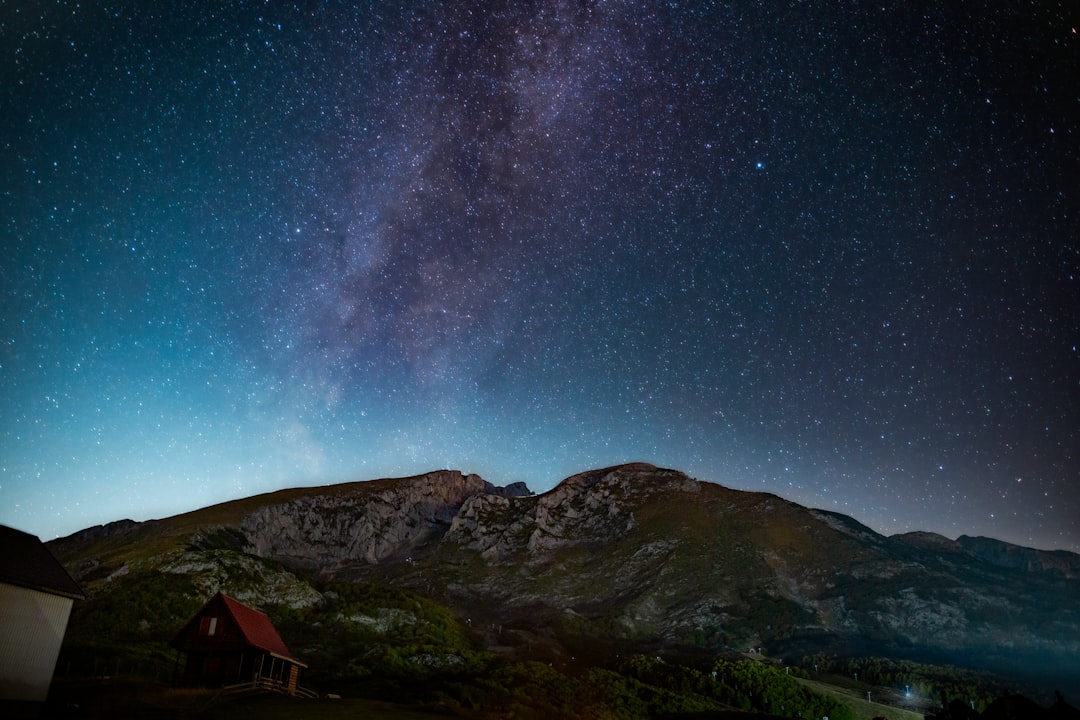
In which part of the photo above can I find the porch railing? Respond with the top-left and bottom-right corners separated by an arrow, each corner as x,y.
220,677 -> 318,699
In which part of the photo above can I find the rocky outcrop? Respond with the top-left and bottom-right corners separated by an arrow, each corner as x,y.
241,470 -> 491,567
444,463 -> 693,559
159,549 -> 323,609
483,480 -> 534,497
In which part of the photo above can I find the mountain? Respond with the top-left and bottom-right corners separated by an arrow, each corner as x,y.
50,463 -> 1080,689
955,535 -> 1080,579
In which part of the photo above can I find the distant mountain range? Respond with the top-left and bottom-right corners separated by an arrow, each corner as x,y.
50,463 -> 1080,689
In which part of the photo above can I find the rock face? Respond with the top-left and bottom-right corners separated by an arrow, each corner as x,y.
241,470 -> 489,568
50,463 -> 1080,685
445,464 -> 685,559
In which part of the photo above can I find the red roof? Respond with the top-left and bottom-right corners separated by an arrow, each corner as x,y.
216,593 -> 294,658
171,592 -> 297,660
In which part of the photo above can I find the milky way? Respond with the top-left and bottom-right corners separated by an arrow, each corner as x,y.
2,1 -> 1078,551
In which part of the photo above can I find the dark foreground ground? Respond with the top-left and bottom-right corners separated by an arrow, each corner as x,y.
37,679 -> 799,720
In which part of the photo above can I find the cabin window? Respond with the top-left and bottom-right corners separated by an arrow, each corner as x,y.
208,617 -> 217,636
200,616 -> 219,636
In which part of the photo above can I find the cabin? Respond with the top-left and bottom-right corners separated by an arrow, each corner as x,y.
170,592 -> 307,694
0,525 -> 85,710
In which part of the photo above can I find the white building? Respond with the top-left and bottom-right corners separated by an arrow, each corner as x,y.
0,525 -> 84,709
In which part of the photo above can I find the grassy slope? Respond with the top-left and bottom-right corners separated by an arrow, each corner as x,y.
796,677 -> 924,720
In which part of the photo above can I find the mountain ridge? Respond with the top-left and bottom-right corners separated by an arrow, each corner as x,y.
49,463 -> 1080,689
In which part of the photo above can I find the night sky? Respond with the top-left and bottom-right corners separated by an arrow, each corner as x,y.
2,1 -> 1078,552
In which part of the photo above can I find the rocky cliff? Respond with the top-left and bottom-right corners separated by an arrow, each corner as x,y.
240,470 -> 489,568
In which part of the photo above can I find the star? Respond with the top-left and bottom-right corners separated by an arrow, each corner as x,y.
0,0 -> 1076,553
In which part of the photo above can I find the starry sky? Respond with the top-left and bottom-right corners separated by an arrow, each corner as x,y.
2,1 -> 1078,551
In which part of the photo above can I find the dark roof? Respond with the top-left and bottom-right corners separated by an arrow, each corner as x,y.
0,525 -> 85,600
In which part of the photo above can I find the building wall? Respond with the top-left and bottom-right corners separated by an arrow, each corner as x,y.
0,583 -> 74,702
